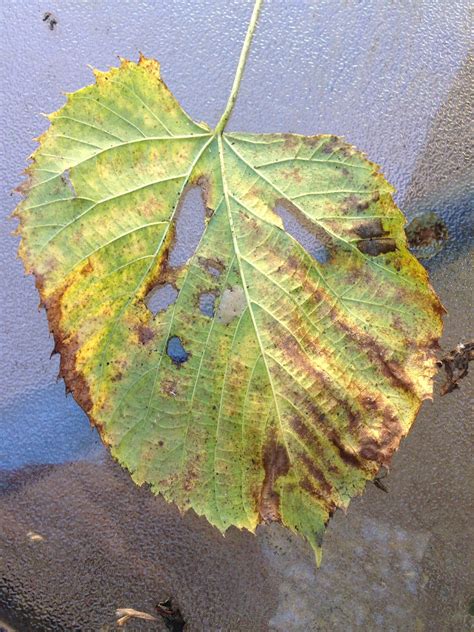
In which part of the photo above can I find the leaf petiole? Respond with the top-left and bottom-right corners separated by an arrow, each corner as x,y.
214,0 -> 263,135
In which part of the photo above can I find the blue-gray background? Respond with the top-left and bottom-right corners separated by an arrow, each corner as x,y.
1,1 -> 472,630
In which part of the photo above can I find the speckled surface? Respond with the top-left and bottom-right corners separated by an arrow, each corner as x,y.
1,1 -> 473,630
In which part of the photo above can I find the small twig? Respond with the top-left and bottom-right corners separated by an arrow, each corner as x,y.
437,341 -> 474,395
115,608 -> 157,627
373,466 -> 389,493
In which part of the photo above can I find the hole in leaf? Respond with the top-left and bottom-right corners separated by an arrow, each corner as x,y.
166,336 -> 189,364
169,185 -> 207,268
200,257 -> 224,277
274,201 -> 328,263
199,292 -> 216,317
145,283 -> 178,315
61,169 -> 76,196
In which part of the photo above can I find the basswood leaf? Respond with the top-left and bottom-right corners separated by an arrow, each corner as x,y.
14,57 -> 443,560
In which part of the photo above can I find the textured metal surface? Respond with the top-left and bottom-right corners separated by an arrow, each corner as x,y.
1,1 -> 472,630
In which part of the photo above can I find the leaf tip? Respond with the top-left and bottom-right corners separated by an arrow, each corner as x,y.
314,545 -> 323,568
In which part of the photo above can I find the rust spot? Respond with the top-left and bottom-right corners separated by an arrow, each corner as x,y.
259,432 -> 290,522
80,259 -> 94,276
137,324 -> 154,345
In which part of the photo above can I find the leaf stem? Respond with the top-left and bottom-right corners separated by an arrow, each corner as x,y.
214,0 -> 263,135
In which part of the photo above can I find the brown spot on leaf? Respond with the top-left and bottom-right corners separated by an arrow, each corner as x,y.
161,378 -> 178,397
335,317 -> 415,393
282,134 -> 300,150
138,325 -> 154,345
139,195 -> 163,218
305,135 -> 325,148
358,406 -> 403,465
200,256 -> 224,276
357,238 -> 397,256
301,477 -> 324,501
328,430 -> 363,469
259,432 -> 290,522
33,273 -> 103,442
288,168 -> 302,183
299,452 -> 332,496
355,219 -> 387,240
322,136 -> 340,154
80,259 -> 94,277
196,174 -> 215,219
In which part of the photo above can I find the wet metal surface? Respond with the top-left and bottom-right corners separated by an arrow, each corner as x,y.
1,1 -> 473,630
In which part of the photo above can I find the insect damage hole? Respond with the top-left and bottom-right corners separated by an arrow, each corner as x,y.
199,292 -> 216,317
144,183 -> 211,317
169,184 -> 208,268
145,283 -> 178,315
167,336 -> 189,364
274,201 -> 329,263
61,169 -> 76,196
201,258 -> 224,277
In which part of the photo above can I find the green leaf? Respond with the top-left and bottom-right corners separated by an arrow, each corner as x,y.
14,57 -> 443,560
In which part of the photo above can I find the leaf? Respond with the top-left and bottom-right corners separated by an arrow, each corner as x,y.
14,56 -> 443,560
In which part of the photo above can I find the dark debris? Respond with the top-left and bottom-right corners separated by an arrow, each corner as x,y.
156,599 -> 186,632
405,211 -> 448,260
43,12 -> 58,30
437,341 -> 474,395
373,466 -> 389,493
